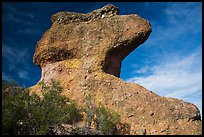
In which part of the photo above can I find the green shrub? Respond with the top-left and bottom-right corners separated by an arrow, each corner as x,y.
84,94 -> 121,135
2,80 -> 122,135
95,106 -> 121,135
2,80 -> 82,135
2,86 -> 32,135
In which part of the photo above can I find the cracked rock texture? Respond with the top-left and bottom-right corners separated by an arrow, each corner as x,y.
30,4 -> 202,135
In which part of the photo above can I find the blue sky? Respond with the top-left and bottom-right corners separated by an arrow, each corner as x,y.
2,2 -> 202,116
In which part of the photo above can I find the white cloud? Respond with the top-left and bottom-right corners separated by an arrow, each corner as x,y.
126,3 -> 202,114
131,66 -> 149,74
2,72 -> 13,81
2,44 -> 29,66
2,45 -> 15,58
2,44 -> 30,81
17,29 -> 40,35
26,13 -> 35,19
165,2 -> 201,34
18,70 -> 29,80
147,2 -> 202,47
127,51 -> 202,114
5,12 -> 34,26
3,4 -> 34,26
129,3 -> 202,98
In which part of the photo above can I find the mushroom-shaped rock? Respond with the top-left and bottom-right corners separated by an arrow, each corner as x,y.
30,4 -> 201,135
33,4 -> 151,78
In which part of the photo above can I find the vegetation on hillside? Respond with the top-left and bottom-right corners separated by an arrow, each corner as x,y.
2,79 -> 82,135
2,79 -> 122,135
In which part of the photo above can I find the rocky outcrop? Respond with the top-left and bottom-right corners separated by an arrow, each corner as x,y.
30,4 -> 202,135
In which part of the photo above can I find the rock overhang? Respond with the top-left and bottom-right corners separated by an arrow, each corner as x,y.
30,4 -> 201,135
33,4 -> 151,78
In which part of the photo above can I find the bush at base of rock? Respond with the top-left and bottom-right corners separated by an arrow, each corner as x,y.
2,80 -> 123,135
2,80 -> 82,135
83,94 -> 121,135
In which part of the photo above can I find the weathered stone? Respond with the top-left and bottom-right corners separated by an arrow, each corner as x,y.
30,4 -> 202,135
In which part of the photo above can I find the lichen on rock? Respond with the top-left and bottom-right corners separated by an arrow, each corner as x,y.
30,4 -> 202,135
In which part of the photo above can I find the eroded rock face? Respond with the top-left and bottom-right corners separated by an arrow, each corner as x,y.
30,4 -> 202,135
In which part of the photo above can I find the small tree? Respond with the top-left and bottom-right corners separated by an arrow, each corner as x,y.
2,80 -> 82,135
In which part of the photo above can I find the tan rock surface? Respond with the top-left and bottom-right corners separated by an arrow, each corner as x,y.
30,4 -> 202,135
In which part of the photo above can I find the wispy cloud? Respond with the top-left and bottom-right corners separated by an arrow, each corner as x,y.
127,50 -> 201,95
2,43 -> 30,82
18,70 -> 29,80
130,65 -> 153,77
147,2 -> 202,49
132,66 -> 149,74
2,44 -> 29,70
17,29 -> 40,35
2,4 -> 38,85
2,72 -> 14,81
127,50 -> 202,112
125,2 -> 202,114
3,4 -> 35,26
6,13 -> 33,25
26,13 -> 35,19
2,4 -> 40,38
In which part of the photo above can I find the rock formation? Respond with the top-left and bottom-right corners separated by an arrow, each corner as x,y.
30,4 -> 202,135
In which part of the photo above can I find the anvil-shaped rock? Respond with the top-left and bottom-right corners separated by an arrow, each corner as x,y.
30,4 -> 201,135
33,4 -> 151,78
